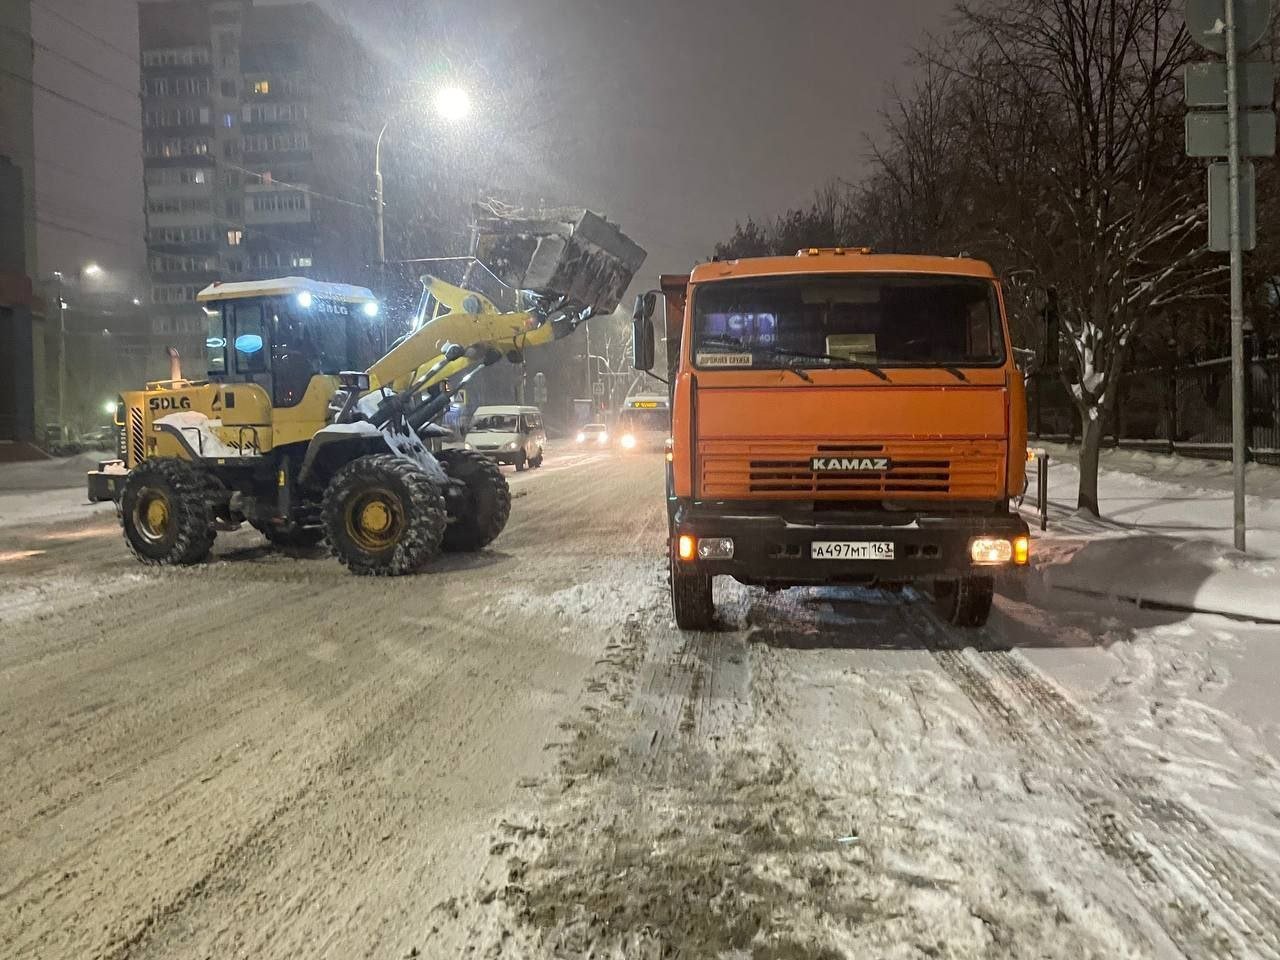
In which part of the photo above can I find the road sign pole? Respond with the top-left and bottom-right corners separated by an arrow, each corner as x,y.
1225,0 -> 1248,551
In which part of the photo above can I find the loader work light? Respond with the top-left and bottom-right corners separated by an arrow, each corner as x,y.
362,301 -> 380,318
296,291 -> 313,309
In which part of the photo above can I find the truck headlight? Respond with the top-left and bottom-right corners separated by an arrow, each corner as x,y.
620,433 -> 637,450
697,537 -> 734,560
970,537 -> 1027,565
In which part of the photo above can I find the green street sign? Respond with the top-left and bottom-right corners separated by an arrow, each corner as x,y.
1208,161 -> 1257,251
1186,60 -> 1275,107
1185,110 -> 1276,156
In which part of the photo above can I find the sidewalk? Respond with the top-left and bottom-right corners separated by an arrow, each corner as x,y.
1023,443 -> 1280,622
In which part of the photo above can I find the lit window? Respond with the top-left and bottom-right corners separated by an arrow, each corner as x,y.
227,229 -> 243,246
223,113 -> 235,128
292,255 -> 312,268
253,80 -> 270,95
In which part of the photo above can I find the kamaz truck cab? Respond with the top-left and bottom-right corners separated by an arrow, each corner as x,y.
633,248 -> 1030,629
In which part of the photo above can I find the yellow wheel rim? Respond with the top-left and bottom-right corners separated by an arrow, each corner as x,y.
134,488 -> 172,543
346,488 -> 405,551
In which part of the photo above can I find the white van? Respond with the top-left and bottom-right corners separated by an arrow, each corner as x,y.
465,405 -> 546,470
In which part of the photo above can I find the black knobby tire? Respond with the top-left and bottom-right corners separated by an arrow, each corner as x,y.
438,449 -> 512,552
253,521 -> 325,552
934,575 -> 995,628
670,551 -> 715,630
119,458 -> 217,565
322,454 -> 446,576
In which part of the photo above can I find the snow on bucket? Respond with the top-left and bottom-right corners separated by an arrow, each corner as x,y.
471,207 -> 647,316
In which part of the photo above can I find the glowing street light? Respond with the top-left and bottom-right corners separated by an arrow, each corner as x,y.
83,262 -> 103,277
433,86 -> 471,122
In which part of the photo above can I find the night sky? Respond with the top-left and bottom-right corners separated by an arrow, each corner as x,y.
32,0 -> 955,286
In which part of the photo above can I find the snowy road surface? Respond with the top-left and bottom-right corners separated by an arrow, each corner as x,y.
2,450 -> 1279,958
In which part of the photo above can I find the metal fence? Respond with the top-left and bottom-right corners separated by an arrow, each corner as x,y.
1028,355 -> 1280,466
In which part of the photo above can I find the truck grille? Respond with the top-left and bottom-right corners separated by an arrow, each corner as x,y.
699,440 -> 1005,501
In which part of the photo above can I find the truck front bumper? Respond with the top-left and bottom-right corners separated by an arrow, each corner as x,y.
671,501 -> 1029,587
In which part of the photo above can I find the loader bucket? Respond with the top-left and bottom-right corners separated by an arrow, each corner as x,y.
472,208 -> 647,316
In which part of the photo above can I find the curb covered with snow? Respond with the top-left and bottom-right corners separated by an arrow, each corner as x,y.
1037,534 -> 1280,623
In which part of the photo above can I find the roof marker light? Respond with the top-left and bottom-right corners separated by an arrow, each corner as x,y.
296,291 -> 313,309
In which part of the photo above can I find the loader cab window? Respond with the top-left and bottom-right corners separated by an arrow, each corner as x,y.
232,302 -> 268,374
269,297 -> 352,406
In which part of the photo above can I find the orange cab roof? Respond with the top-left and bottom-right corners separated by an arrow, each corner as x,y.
688,250 -> 996,284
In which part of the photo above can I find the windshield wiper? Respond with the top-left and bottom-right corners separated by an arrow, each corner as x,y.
768,347 -> 891,382
939,366 -> 969,382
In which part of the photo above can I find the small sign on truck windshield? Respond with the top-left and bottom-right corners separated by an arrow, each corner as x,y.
697,353 -> 753,367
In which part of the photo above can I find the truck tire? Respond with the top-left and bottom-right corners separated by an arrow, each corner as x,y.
253,521 -> 324,553
322,454 -> 446,576
933,575 -> 995,628
119,458 -> 216,565
670,555 -> 715,630
439,449 -> 512,552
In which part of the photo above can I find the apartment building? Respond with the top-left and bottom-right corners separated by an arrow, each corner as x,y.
140,0 -> 380,354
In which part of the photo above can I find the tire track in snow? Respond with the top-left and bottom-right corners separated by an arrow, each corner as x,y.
901,599 -> 1280,960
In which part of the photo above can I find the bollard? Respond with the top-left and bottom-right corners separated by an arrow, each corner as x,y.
1036,452 -> 1049,531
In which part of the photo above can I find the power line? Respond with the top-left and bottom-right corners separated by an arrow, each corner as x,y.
29,1 -> 138,66
37,215 -> 141,250
0,24 -> 141,99
219,161 -> 372,212
0,67 -> 142,132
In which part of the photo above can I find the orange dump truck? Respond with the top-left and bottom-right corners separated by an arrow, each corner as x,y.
631,248 -> 1030,630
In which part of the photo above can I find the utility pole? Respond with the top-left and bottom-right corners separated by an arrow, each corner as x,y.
1224,0 -> 1247,551
583,324 -> 593,399
1184,0 -> 1275,552
55,275 -> 66,439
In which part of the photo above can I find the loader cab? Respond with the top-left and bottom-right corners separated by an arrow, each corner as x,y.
198,278 -> 381,408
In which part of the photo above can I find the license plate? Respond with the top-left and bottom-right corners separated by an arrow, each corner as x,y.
811,540 -> 895,561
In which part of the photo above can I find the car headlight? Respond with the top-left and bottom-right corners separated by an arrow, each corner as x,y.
620,433 -> 637,449
464,442 -> 472,450
576,431 -> 586,443
597,431 -> 608,444
504,441 -> 519,451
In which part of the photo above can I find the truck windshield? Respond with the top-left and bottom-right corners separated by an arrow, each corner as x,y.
472,414 -> 519,432
692,274 -> 1004,370
618,408 -> 670,432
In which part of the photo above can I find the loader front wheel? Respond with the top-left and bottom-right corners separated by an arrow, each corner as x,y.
323,454 -> 446,576
120,458 -> 216,565
439,450 -> 512,552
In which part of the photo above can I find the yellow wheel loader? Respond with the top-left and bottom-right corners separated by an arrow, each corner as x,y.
90,210 -> 645,575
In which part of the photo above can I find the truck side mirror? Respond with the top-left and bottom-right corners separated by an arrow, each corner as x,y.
632,292 -> 657,372
1013,346 -> 1039,375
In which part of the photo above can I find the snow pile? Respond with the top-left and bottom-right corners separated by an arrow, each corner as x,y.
1040,534 -> 1280,622
1026,451 -> 1280,621
155,413 -> 247,458
501,560 -> 666,630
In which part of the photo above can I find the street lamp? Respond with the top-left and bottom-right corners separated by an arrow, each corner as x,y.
373,84 -> 473,263
83,262 -> 102,277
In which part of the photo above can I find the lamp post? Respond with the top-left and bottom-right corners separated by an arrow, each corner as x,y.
373,85 -> 472,264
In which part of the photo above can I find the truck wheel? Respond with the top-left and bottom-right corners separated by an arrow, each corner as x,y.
322,454 -> 446,576
933,575 -> 995,628
670,555 -> 715,630
439,450 -> 512,552
253,521 -> 324,553
119,458 -> 216,565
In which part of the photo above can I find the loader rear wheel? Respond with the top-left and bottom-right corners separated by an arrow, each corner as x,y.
120,458 -> 216,565
439,450 -> 512,552
933,575 -> 994,628
322,454 -> 446,576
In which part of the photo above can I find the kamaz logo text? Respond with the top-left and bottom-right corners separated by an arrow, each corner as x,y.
810,456 -> 891,472
149,396 -> 193,412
